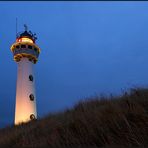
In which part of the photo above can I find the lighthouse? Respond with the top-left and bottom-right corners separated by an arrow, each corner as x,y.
10,25 -> 40,125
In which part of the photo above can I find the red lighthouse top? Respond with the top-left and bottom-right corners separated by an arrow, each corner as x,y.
16,24 -> 37,43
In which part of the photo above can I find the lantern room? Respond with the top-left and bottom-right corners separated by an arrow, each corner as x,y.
10,25 -> 40,63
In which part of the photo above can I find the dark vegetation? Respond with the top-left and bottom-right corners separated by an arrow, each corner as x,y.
0,88 -> 148,148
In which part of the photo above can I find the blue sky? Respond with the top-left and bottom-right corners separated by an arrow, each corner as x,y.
0,1 -> 148,127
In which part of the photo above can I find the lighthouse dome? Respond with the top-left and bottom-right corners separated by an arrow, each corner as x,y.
16,25 -> 37,43
20,31 -> 33,38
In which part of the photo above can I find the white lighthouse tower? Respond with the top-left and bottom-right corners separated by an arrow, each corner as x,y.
10,25 -> 40,125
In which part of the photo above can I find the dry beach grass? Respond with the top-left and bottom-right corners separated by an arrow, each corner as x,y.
0,88 -> 148,147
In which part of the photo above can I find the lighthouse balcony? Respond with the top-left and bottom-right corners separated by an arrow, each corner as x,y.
13,48 -> 39,63
11,42 -> 40,63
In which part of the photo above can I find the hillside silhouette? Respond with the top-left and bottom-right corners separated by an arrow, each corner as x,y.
0,88 -> 148,147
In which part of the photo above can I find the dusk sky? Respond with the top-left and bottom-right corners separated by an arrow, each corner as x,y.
0,2 -> 148,127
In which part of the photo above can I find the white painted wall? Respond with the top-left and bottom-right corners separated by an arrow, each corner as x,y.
15,58 -> 37,125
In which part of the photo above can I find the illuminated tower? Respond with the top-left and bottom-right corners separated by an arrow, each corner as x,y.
10,25 -> 40,125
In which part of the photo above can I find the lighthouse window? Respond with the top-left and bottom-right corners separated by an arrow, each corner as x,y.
28,45 -> 32,49
21,45 -> 26,48
16,45 -> 19,49
29,75 -> 33,81
29,59 -> 32,62
29,94 -> 34,101
34,48 -> 37,52
30,114 -> 36,120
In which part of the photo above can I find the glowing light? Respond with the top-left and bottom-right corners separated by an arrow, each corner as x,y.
17,37 -> 33,43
